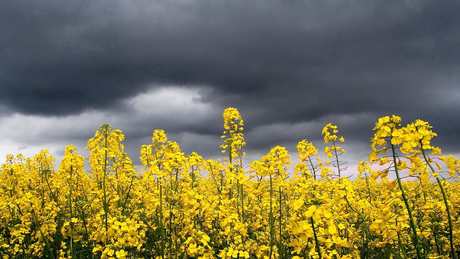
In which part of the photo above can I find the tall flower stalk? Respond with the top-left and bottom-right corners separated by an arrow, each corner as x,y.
297,140 -> 319,180
322,124 -> 346,180
410,120 -> 457,259
87,123 -> 125,245
250,146 -> 291,258
370,116 -> 422,259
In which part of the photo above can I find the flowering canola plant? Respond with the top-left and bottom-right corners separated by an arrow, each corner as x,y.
0,108 -> 459,259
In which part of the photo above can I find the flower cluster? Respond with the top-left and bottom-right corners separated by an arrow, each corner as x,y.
0,109 -> 458,259
322,123 -> 346,178
220,107 -> 246,164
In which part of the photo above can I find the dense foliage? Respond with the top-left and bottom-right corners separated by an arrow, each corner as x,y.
0,108 -> 459,259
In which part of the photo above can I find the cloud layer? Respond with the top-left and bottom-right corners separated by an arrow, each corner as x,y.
1,0 -> 459,172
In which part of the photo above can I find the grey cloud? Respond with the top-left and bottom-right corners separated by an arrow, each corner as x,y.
1,0 -> 459,162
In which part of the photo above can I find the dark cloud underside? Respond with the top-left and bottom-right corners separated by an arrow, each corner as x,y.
1,0 -> 459,155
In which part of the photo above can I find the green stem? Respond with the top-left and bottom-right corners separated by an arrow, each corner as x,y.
101,124 -> 110,244
420,149 -> 457,259
364,174 -> 373,205
278,185 -> 283,258
391,143 -> 422,259
159,180 -> 165,259
241,182 -> 244,223
332,139 -> 341,178
77,203 -> 93,259
311,217 -> 322,259
269,175 -> 274,259
31,207 -> 56,259
436,178 -> 457,259
69,164 -> 75,258
169,201 -> 173,258
121,176 -> 135,216
308,158 -> 317,180
344,195 -> 370,258
395,218 -> 409,259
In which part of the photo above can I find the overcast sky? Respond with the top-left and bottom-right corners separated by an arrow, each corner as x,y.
1,0 -> 459,176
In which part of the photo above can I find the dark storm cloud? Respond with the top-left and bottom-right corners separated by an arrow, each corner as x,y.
1,0 -> 460,156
